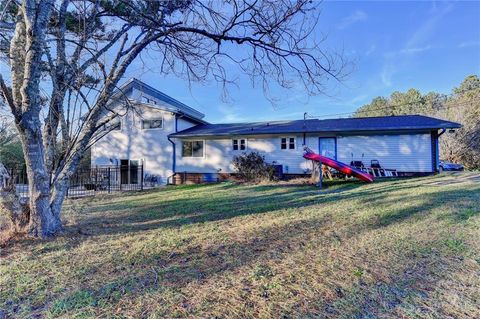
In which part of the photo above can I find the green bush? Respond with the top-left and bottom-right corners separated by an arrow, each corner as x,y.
232,152 -> 276,182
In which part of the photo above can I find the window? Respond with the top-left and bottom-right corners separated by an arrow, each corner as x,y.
281,137 -> 296,150
182,141 -> 204,157
142,119 -> 163,129
232,139 -> 246,151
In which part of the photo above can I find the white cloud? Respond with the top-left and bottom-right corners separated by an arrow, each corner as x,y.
337,10 -> 367,30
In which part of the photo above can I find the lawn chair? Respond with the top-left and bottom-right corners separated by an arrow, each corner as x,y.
350,160 -> 365,169
370,160 -> 384,177
370,160 -> 398,177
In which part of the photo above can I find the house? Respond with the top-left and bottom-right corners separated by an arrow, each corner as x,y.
91,78 -> 462,185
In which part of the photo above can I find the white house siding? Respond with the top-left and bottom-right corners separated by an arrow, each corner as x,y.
174,134 -> 319,175
174,133 -> 434,175
337,134 -> 433,172
91,105 -> 197,184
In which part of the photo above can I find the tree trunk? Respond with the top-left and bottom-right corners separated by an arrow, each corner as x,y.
20,127 -> 62,237
50,179 -> 69,224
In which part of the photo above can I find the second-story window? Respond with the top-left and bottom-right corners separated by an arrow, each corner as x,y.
142,119 -> 163,129
281,137 -> 295,150
232,139 -> 246,151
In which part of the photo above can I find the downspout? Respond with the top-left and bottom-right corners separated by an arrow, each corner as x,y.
437,128 -> 446,137
303,112 -> 307,146
434,128 -> 446,173
167,113 -> 178,185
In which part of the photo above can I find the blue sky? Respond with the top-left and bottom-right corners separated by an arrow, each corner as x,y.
125,1 -> 480,123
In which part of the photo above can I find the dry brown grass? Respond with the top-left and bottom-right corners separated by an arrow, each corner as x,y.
0,173 -> 479,318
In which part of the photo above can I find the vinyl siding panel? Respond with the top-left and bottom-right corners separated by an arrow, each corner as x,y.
337,134 -> 433,172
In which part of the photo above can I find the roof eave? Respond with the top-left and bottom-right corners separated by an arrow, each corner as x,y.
169,124 -> 462,138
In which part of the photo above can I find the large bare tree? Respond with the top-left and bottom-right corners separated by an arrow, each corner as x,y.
0,0 -> 347,237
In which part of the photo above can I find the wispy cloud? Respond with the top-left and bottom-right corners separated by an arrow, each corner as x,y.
399,45 -> 432,55
380,3 -> 453,87
380,62 -> 394,87
458,41 -> 480,48
216,105 -> 248,123
365,44 -> 376,56
337,10 -> 367,30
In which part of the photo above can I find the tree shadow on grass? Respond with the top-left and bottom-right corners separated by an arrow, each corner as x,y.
4,179 -> 480,317
370,187 -> 480,229
59,180 -> 464,240
44,184 -> 480,318
65,180 -> 426,237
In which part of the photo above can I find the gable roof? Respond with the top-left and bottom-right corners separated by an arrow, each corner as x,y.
113,78 -> 206,122
169,115 -> 461,138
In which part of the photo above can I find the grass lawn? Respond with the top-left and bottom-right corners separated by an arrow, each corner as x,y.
1,173 -> 479,318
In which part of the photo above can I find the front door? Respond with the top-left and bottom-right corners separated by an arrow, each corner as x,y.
319,137 -> 337,159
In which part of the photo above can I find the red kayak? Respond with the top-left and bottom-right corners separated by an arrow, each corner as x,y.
303,150 -> 374,183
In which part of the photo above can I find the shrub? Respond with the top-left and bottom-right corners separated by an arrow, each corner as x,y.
232,152 -> 276,182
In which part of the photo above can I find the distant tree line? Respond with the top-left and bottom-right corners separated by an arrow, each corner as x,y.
354,75 -> 480,170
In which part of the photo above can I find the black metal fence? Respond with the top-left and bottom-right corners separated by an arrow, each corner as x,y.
4,165 -> 153,198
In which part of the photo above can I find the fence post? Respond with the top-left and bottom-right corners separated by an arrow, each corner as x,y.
140,165 -> 144,191
108,167 -> 111,193
95,167 -> 98,193
119,164 -> 122,191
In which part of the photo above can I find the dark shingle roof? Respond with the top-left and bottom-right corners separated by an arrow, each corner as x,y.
169,115 -> 461,138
